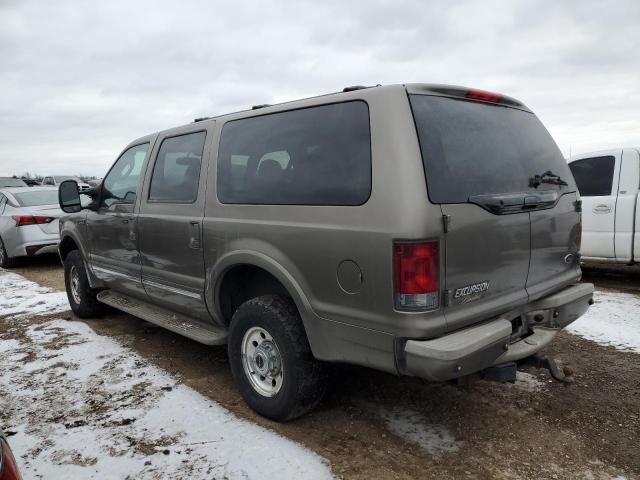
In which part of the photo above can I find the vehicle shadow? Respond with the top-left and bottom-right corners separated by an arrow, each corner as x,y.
73,306 -> 639,479
582,263 -> 640,293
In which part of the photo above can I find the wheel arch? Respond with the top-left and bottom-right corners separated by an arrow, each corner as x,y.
58,232 -> 100,289
207,251 -> 319,350
58,234 -> 80,261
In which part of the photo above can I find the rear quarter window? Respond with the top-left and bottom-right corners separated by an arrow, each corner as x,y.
568,156 -> 615,196
217,101 -> 371,206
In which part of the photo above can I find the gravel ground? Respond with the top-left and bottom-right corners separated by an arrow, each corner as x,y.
1,257 -> 639,480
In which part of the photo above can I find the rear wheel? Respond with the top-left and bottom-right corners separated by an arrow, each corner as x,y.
228,295 -> 327,421
64,250 -> 103,317
0,237 -> 18,268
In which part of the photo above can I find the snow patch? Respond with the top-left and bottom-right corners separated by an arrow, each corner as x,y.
512,371 -> 545,392
377,406 -> 461,457
0,316 -> 333,479
568,290 -> 640,353
0,269 -> 69,317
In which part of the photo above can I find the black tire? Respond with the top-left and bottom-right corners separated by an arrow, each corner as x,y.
0,236 -> 18,268
63,250 -> 104,317
228,295 -> 328,421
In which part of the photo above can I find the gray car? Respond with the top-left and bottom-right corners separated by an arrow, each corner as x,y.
0,187 -> 62,267
57,83 -> 594,421
0,177 -> 27,188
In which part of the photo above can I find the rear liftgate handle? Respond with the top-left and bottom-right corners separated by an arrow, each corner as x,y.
189,221 -> 202,249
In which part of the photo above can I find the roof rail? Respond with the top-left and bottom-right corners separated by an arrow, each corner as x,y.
252,104 -> 271,110
193,117 -> 212,123
343,84 -> 381,92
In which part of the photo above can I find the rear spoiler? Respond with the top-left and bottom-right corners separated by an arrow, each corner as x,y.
405,84 -> 528,111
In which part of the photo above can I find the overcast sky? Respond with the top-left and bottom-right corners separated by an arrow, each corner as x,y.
1,0 -> 639,177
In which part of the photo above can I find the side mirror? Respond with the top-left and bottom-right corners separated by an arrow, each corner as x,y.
59,180 -> 82,213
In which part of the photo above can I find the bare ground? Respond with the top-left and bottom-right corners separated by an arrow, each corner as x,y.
2,256 -> 639,479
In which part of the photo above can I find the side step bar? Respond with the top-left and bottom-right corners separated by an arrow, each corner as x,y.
97,290 -> 227,345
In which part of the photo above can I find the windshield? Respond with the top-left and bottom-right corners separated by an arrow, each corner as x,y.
409,95 -> 575,204
13,190 -> 59,207
0,178 -> 27,187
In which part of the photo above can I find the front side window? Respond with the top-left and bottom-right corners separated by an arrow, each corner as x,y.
101,143 -> 149,208
569,156 -> 615,197
148,131 -> 206,203
217,101 -> 371,205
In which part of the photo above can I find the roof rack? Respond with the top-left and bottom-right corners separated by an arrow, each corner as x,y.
193,117 -> 212,123
252,104 -> 271,110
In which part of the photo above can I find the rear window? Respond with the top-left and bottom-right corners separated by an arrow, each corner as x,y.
569,156 -> 615,196
13,190 -> 59,207
217,101 -> 371,205
409,95 -> 574,204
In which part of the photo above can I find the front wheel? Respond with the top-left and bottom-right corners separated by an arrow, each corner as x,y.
63,250 -> 104,317
228,295 -> 327,421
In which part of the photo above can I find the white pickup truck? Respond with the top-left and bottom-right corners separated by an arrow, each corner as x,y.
569,148 -> 640,264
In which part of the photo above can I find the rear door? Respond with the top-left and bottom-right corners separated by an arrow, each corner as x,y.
568,153 -> 620,259
409,92 -> 577,330
137,129 -> 210,321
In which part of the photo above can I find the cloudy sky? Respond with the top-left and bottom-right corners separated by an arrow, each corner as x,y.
1,0 -> 639,177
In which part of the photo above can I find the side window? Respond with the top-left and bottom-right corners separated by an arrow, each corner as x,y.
217,101 -> 371,206
569,156 -> 615,197
43,177 -> 52,185
102,143 -> 149,208
148,131 -> 206,203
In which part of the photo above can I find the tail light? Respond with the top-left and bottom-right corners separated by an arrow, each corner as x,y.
576,221 -> 582,252
0,437 -> 23,480
465,89 -> 503,103
11,215 -> 54,227
393,240 -> 439,311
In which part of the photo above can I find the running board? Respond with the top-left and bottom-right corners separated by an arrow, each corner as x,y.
96,290 -> 227,345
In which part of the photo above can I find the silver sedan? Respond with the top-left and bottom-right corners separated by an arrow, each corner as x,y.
0,187 -> 63,268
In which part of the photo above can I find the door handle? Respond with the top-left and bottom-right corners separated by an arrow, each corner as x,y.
593,204 -> 612,214
189,221 -> 202,249
125,216 -> 136,241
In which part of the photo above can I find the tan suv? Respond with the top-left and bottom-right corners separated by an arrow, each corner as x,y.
58,84 -> 594,420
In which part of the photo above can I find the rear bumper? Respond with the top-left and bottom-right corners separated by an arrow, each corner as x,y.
4,224 -> 60,258
402,283 -> 594,381
8,238 -> 59,257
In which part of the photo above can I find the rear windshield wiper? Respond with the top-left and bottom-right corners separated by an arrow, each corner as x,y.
529,170 -> 568,188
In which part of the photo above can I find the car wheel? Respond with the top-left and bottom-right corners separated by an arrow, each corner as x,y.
63,250 -> 104,317
0,236 -> 18,268
228,295 -> 328,421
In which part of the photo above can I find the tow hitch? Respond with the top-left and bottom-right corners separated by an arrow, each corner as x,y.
521,353 -> 574,383
475,354 -> 574,386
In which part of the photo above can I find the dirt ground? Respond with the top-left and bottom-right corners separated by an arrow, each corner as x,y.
3,257 -> 640,479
